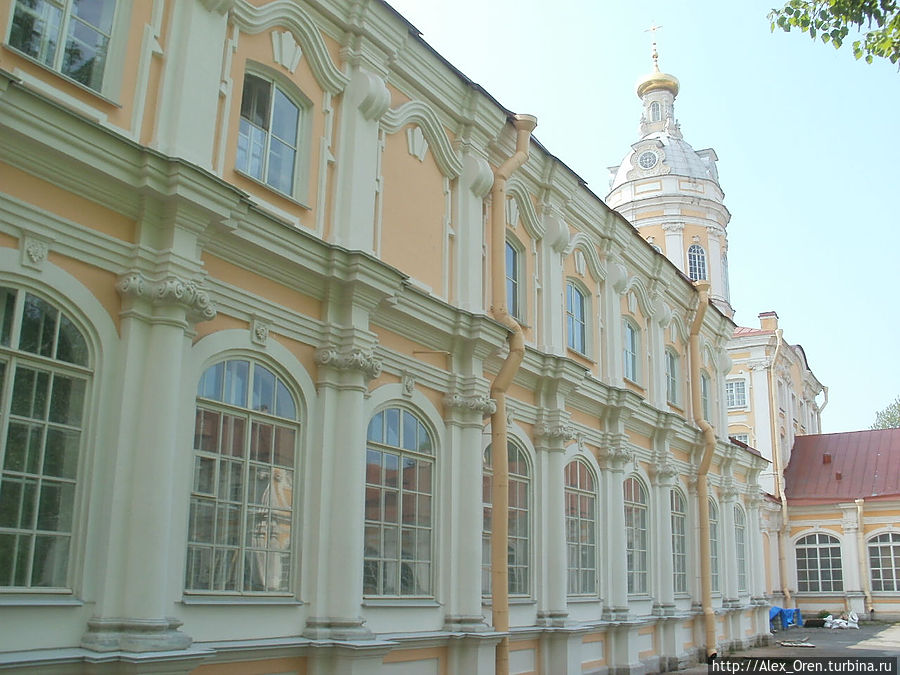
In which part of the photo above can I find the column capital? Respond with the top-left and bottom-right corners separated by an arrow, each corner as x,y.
534,409 -> 576,452
116,271 -> 216,323
314,344 -> 382,380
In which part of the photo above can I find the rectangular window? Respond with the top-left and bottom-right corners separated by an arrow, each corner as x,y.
732,433 -> 749,445
8,0 -> 117,92
623,321 -> 638,383
237,73 -> 302,197
505,242 -> 520,319
665,351 -> 678,404
726,380 -> 747,408
566,283 -> 586,354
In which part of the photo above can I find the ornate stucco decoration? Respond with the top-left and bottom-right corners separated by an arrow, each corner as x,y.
116,272 -> 217,322
271,30 -> 303,73
652,459 -> 678,485
20,233 -> 51,270
250,317 -> 270,346
401,373 -> 416,397
381,100 -> 462,177
748,358 -> 770,372
231,0 -> 349,95
314,345 -> 382,379
442,392 -> 496,416
406,126 -> 429,162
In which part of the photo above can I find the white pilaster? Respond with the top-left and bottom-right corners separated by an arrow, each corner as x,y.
662,222 -> 685,272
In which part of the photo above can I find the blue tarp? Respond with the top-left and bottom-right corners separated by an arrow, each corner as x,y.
769,606 -> 803,630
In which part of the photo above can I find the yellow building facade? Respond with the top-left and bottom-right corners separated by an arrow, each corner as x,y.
0,1 -> 769,673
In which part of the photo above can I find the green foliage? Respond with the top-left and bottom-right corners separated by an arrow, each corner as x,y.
871,395 -> 900,429
768,0 -> 900,65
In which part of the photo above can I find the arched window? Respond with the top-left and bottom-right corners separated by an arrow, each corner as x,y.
483,442 -> 531,596
237,71 -> 306,196
650,101 -> 662,122
505,240 -> 521,319
796,533 -> 843,592
624,476 -> 648,594
709,498 -> 720,593
623,319 -> 639,383
565,459 -> 597,595
735,505 -> 747,592
186,359 -> 299,594
0,287 -> 90,589
671,489 -> 687,594
868,532 -> 900,592
687,244 -> 707,281
566,282 -> 587,354
364,407 -> 434,596
665,349 -> 679,405
700,372 -> 711,422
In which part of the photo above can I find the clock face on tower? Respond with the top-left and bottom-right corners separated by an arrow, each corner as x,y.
638,150 -> 658,170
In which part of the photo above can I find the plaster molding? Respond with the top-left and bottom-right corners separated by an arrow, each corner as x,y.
116,272 -> 217,323
442,392 -> 496,416
563,233 -> 605,281
250,316 -> 270,346
231,0 -> 349,94
406,126 -> 429,162
314,344 -> 382,379
382,100 -> 462,177
271,30 -> 303,73
20,233 -> 52,270
401,373 -> 416,397
506,176 -> 543,239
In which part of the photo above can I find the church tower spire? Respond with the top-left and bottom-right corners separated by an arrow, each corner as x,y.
606,34 -> 734,318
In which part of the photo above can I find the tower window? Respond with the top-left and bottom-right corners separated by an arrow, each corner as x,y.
687,244 -> 707,281
650,101 -> 661,122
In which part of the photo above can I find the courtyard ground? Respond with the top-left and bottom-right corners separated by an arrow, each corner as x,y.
678,621 -> 900,673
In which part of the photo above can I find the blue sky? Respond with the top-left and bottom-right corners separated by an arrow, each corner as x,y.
386,0 -> 900,433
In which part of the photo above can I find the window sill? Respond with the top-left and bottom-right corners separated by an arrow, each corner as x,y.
181,595 -> 302,606
0,592 -> 82,607
3,45 -> 121,107
362,598 -> 440,608
482,597 -> 535,606
567,595 -> 602,604
566,347 -> 595,364
235,169 -> 311,211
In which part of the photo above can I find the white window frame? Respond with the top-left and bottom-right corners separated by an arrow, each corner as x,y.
649,101 -> 661,122
623,319 -> 639,383
236,68 -> 312,203
624,476 -> 648,595
0,287 -> 92,591
700,372 -> 711,421
565,458 -> 597,596
687,244 -> 707,282
185,358 -> 301,596
566,281 -> 587,355
735,505 -> 747,592
665,349 -> 679,405
731,433 -> 750,445
725,379 -> 747,409
795,532 -> 843,593
6,0 -> 130,98
505,239 -> 523,321
671,488 -> 687,594
709,497 -> 720,593
483,442 -> 531,597
364,406 -> 435,597
868,532 -> 900,592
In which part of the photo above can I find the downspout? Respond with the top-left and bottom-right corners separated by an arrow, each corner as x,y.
768,329 -> 792,606
489,113 -> 536,675
856,499 -> 873,613
689,280 -> 718,661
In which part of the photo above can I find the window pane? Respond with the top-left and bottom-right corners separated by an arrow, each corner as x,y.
12,367 -> 50,420
62,18 -> 109,90
252,364 -> 276,413
224,360 -> 249,407
10,0 -> 62,67
274,379 -> 296,420
56,314 -> 88,366
271,88 -> 299,146
19,294 -> 57,357
240,74 -> 271,129
48,375 -> 86,425
0,288 -> 16,346
43,428 -> 80,479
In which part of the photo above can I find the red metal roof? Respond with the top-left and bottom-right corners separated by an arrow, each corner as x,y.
733,326 -> 772,337
784,428 -> 900,504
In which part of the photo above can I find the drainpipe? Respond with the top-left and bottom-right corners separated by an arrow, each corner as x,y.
768,329 -> 792,607
689,280 -> 718,661
489,113 -> 536,675
856,499 -> 873,613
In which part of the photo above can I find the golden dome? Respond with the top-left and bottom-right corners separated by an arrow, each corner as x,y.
636,40 -> 679,98
636,69 -> 679,98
